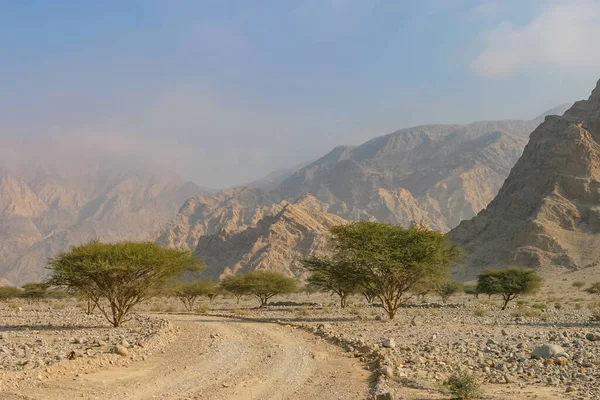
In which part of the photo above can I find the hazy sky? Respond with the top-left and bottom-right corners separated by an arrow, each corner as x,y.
1,0 -> 599,188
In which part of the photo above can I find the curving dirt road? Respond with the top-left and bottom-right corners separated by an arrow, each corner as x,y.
5,315 -> 370,400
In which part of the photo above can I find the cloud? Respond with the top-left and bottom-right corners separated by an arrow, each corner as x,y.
473,1 -> 600,76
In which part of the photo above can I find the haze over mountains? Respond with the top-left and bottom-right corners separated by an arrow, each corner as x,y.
451,80 -> 600,276
0,102 -> 578,284
0,141 -> 206,285
159,105 -> 571,279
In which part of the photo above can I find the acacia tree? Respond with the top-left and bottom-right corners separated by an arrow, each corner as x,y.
46,241 -> 203,327
476,268 -> 541,310
301,257 -> 362,308
221,271 -> 297,307
244,271 -> 297,307
172,279 -> 219,311
220,274 -> 250,304
436,281 -> 463,303
330,222 -> 461,319
21,283 -> 48,303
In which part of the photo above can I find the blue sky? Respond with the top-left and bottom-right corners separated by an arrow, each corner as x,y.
1,0 -> 599,188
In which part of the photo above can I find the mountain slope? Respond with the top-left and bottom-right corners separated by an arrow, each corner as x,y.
194,195 -> 347,280
0,156 -> 205,284
450,80 -> 600,276
275,120 -> 542,231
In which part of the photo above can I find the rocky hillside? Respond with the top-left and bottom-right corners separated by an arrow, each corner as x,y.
0,156 -> 205,285
162,108 -> 570,256
194,194 -> 347,280
450,80 -> 600,276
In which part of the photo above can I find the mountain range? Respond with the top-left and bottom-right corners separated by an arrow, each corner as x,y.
159,105 -> 571,279
0,102 -> 575,284
0,147 -> 205,285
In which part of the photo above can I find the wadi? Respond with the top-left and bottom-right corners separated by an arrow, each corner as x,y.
2,3 -> 600,400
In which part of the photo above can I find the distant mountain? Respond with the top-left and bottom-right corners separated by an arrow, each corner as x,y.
450,81 -> 600,276
194,194 -> 346,280
0,150 -> 206,285
160,106 -> 569,279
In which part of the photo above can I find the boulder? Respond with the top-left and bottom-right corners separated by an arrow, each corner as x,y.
531,344 -> 565,359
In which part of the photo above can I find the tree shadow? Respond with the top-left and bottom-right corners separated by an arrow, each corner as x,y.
0,324 -> 109,332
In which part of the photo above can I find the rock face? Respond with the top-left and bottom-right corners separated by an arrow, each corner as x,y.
450,80 -> 600,275
276,121 -> 538,232
193,195 -> 347,280
159,108 -> 570,279
156,186 -> 283,251
0,157 -> 205,284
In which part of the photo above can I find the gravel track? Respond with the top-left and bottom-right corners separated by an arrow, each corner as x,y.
2,314 -> 369,400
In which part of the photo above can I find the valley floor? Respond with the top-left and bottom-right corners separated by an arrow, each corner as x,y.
1,314 -> 369,400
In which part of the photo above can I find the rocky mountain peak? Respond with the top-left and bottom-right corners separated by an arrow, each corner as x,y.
450,78 -> 600,276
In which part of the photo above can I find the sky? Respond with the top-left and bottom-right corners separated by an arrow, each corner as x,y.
1,0 -> 599,188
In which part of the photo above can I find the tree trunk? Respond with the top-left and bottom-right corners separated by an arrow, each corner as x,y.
501,296 -> 510,310
340,294 -> 347,308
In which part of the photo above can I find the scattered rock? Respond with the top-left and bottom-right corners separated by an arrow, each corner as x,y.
112,345 -> 129,357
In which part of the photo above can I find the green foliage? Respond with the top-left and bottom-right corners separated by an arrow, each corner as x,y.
0,286 -> 22,301
21,283 -> 48,302
329,222 -> 461,319
586,282 -> 600,296
220,274 -> 250,304
436,281 -> 463,303
444,372 -> 481,400
221,271 -> 297,307
463,284 -> 479,297
243,271 -> 297,307
476,268 -> 541,310
46,241 -> 203,327
301,257 -> 362,308
572,281 -> 586,291
171,279 -> 219,311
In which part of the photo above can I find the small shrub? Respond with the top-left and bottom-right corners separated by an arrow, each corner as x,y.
573,281 -> 586,291
444,372 -> 481,400
586,282 -> 600,296
554,302 -> 562,310
194,305 -> 209,314
574,303 -> 582,310
474,305 -> 488,317
516,300 -> 527,308
348,305 -> 363,316
296,306 -> 312,316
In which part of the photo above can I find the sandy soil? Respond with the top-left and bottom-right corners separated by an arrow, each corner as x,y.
1,314 -> 369,400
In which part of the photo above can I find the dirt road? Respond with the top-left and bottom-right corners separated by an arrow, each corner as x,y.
4,315 -> 369,400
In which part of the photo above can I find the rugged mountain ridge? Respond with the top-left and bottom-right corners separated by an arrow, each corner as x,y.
194,194 -> 347,280
161,111 -> 568,255
159,108 -> 571,279
450,80 -> 600,276
0,156 -> 205,284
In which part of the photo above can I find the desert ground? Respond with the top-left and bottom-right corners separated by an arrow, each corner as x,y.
3,268 -> 600,400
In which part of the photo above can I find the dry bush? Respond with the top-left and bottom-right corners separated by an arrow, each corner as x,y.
195,305 -> 209,314
444,372 -> 481,400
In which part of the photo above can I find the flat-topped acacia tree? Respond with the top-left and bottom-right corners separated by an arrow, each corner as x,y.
221,271 -> 297,307
329,222 -> 461,319
46,241 -> 203,327
476,268 -> 541,310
